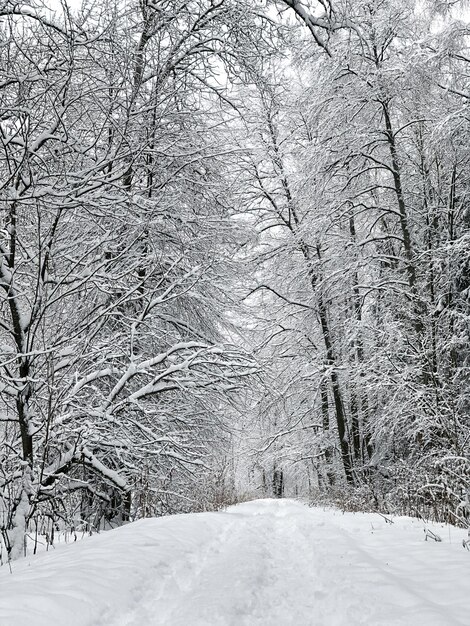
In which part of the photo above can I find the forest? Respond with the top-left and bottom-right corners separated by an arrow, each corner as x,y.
1,0 -> 469,563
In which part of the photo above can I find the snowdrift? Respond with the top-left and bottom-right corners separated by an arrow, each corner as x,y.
0,499 -> 469,625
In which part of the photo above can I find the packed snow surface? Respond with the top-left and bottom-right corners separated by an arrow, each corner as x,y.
1,499 -> 469,625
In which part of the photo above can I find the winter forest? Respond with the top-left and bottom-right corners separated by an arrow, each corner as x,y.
1,0 -> 470,565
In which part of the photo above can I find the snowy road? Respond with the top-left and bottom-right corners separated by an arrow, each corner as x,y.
1,499 -> 469,625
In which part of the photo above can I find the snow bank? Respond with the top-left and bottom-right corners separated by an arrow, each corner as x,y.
0,499 -> 469,625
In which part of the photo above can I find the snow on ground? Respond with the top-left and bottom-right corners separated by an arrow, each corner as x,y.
0,499 -> 469,626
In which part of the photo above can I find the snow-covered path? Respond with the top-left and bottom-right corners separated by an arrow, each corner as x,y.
1,499 -> 469,626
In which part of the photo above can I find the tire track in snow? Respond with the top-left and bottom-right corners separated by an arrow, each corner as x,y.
107,511 -> 241,626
